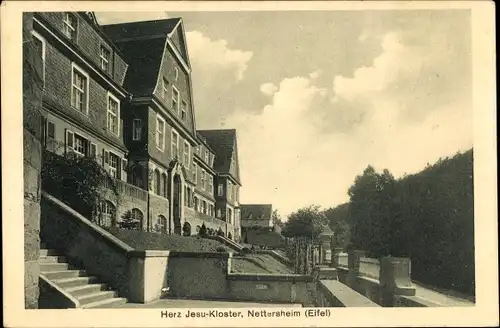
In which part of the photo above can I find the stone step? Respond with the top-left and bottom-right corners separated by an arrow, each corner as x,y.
40,262 -> 71,272
42,270 -> 87,280
39,255 -> 67,263
82,297 -> 128,309
77,291 -> 119,306
53,276 -> 100,288
40,249 -> 61,257
65,284 -> 108,297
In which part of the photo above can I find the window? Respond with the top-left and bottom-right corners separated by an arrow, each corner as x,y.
31,31 -> 45,86
63,13 -> 77,41
47,122 -> 55,139
171,130 -> 179,158
156,215 -> 167,234
181,101 -> 187,121
172,86 -> 179,113
204,150 -> 209,163
154,170 -> 161,195
100,45 -> 110,72
202,201 -> 207,215
132,119 -> 142,141
174,67 -> 179,81
161,173 -> 167,197
71,64 -> 89,113
73,134 -> 88,156
192,163 -> 197,183
227,208 -> 233,224
201,170 -> 206,190
100,201 -> 116,227
162,78 -> 168,99
184,186 -> 189,206
193,196 -> 198,211
218,184 -> 224,196
227,181 -> 232,200
156,116 -> 165,150
107,93 -> 120,135
209,176 -> 213,194
216,208 -> 222,219
108,152 -> 120,179
130,208 -> 144,231
183,141 -> 190,166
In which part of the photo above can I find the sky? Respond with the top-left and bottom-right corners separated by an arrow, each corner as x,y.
96,10 -> 473,217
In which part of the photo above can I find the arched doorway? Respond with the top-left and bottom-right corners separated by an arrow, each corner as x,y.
172,174 -> 182,235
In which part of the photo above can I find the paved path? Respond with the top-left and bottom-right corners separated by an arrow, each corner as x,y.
336,255 -> 474,306
114,299 -> 303,308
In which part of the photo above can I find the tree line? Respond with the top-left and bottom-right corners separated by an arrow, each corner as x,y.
282,149 -> 474,295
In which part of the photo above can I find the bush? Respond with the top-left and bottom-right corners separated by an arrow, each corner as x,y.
241,247 -> 251,254
41,151 -> 117,220
216,246 -> 226,253
118,210 -> 140,230
199,223 -> 207,237
217,228 -> 225,237
182,222 -> 191,236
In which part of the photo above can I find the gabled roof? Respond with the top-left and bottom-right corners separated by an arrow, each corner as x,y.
100,18 -> 182,97
101,18 -> 181,41
197,129 -> 240,184
241,204 -> 273,220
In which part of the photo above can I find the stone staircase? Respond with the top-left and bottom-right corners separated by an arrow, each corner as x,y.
39,248 -> 128,308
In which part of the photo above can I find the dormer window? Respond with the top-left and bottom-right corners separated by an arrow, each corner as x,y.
172,86 -> 179,113
181,101 -> 187,121
100,45 -> 111,72
174,67 -> 179,81
162,78 -> 168,99
63,13 -> 77,41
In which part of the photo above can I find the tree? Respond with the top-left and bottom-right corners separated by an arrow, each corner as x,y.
323,203 -> 350,249
199,223 -> 207,237
182,222 -> 191,236
118,210 -> 140,230
282,205 -> 328,240
42,150 -> 118,219
271,210 -> 284,228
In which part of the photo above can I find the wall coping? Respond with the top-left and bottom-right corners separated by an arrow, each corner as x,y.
399,295 -> 442,307
39,274 -> 80,308
168,251 -> 230,259
318,280 -> 381,307
41,192 -> 134,253
129,250 -> 171,258
227,273 -> 313,282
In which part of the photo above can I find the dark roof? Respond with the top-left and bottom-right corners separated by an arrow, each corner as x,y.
241,204 -> 273,220
110,37 -> 166,97
100,18 -> 181,97
101,18 -> 181,41
197,129 -> 240,182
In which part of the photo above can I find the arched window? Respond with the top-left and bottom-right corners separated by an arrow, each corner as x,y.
154,169 -> 161,195
155,215 -> 167,234
161,173 -> 167,197
100,201 -> 116,227
129,165 -> 144,189
131,208 -> 144,231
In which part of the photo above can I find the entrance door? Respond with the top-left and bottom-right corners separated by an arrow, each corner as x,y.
173,174 -> 182,235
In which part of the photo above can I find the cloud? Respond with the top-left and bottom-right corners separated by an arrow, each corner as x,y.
309,70 -> 322,79
95,12 -> 169,25
186,31 -> 253,82
260,83 -> 277,96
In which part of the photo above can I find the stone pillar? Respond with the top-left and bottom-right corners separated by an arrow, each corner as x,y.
23,12 -> 45,309
330,247 -> 343,268
379,257 -> 416,307
346,250 -> 363,288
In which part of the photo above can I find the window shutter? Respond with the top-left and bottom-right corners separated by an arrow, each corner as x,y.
90,143 -> 97,159
65,129 -> 74,153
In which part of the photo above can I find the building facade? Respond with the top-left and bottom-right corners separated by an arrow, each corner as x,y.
31,12 -> 242,240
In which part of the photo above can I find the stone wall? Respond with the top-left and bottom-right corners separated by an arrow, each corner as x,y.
23,12 -> 45,309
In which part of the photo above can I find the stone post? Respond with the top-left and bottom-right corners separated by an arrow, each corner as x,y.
346,250 -> 363,288
330,247 -> 343,268
379,257 -> 416,306
23,12 -> 45,309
